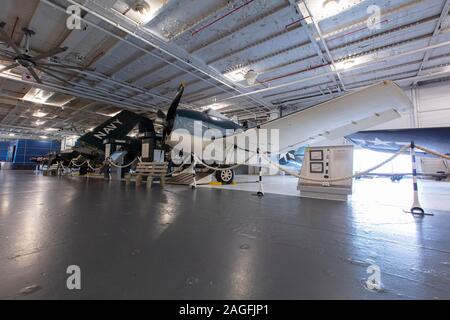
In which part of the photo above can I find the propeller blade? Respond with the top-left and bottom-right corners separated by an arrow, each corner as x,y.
0,22 -> 22,55
26,67 -> 42,84
0,62 -> 19,73
32,47 -> 68,61
162,83 -> 185,145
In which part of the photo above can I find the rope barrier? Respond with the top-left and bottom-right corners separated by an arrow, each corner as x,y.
87,160 -> 96,171
171,155 -> 194,173
108,158 -> 138,169
193,152 -> 257,171
259,144 -> 412,183
58,161 -> 66,171
70,159 -> 88,167
415,144 -> 450,161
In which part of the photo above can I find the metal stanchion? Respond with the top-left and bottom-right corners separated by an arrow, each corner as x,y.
191,156 -> 197,189
404,141 -> 433,216
257,148 -> 264,197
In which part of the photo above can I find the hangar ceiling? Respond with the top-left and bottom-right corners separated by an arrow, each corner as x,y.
1,0 -> 450,140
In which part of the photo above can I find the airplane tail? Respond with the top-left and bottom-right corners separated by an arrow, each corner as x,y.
78,110 -> 146,151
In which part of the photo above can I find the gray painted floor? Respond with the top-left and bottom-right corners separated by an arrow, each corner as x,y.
0,170 -> 450,300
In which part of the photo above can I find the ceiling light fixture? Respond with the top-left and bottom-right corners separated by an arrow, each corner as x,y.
40,136 -> 48,139
23,88 -> 55,104
323,0 -> 339,10
45,128 -> 59,132
35,120 -> 46,126
203,103 -> 227,111
244,70 -> 258,86
33,110 -> 48,118
113,0 -> 166,25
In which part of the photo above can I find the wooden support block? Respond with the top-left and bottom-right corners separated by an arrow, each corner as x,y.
136,174 -> 142,187
125,174 -> 131,185
160,175 -> 165,188
147,176 -> 153,189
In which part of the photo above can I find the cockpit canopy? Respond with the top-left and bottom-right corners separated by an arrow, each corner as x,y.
174,109 -> 242,137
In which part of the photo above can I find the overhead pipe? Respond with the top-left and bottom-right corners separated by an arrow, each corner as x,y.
272,65 -> 450,106
0,42 -> 191,109
0,72 -> 157,114
36,65 -> 161,110
413,0 -> 450,85
298,0 -> 346,91
284,16 -> 310,30
8,17 -> 19,46
258,63 -> 329,84
39,0 -> 247,102
327,19 -> 390,42
56,0 -> 272,111
191,0 -> 256,36
217,37 -> 450,101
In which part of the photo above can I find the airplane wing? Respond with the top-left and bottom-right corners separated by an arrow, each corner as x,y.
347,127 -> 450,156
218,81 -> 413,156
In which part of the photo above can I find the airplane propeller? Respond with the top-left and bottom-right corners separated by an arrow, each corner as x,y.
160,83 -> 185,149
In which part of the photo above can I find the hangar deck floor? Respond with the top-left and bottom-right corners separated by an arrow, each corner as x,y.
0,170 -> 449,299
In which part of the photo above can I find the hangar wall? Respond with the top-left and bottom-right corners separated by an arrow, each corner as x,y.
0,139 -> 60,170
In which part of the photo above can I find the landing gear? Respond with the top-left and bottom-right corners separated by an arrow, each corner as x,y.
215,169 -> 234,184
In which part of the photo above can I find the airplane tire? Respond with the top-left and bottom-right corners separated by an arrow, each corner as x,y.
215,169 -> 234,184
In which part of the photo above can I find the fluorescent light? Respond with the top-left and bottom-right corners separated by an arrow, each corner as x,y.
45,128 -> 58,132
224,68 -> 248,83
33,110 -> 48,118
8,133 -> 15,136
35,120 -> 46,126
335,56 -> 372,71
203,103 -> 228,111
40,136 -> 48,139
23,88 -> 55,104
323,0 -> 339,11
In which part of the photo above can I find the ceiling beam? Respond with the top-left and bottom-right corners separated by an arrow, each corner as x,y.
290,0 -> 346,92
58,0 -> 273,111
413,0 -> 450,85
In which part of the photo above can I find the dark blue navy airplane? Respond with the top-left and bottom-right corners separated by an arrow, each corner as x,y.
346,127 -> 450,156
